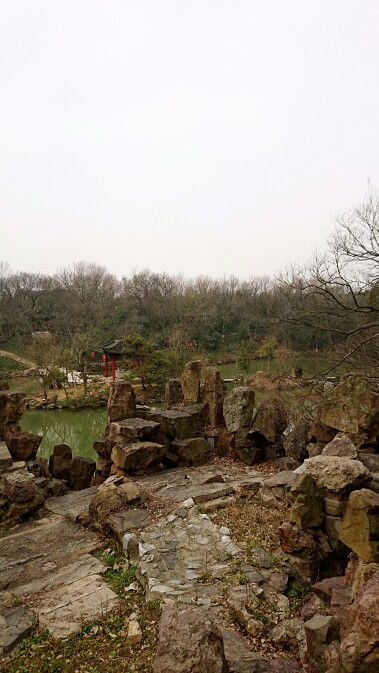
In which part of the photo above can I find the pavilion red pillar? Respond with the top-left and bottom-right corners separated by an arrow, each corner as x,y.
102,353 -> 108,377
111,355 -> 116,381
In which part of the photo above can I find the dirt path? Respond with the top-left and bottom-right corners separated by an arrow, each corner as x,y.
0,349 -> 35,368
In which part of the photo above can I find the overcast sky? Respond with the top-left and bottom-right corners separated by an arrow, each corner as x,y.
1,1 -> 378,279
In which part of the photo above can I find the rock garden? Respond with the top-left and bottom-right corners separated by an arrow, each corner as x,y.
0,362 -> 378,673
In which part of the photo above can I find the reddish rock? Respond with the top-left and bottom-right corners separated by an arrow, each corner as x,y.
5,431 -> 42,461
49,444 -> 72,481
107,381 -> 136,422
68,456 -> 96,490
322,434 -> 358,459
308,419 -> 336,445
2,472 -> 36,503
153,604 -> 228,673
339,572 -> 379,673
0,391 -> 26,438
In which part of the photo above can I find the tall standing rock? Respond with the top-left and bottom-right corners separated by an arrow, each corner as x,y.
203,367 -> 225,427
181,361 -> 202,404
339,488 -> 379,562
0,391 -> 26,439
223,386 -> 255,433
165,379 -> 184,408
107,382 -> 136,422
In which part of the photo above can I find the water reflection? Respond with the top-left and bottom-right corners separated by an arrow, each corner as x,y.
22,409 -> 107,460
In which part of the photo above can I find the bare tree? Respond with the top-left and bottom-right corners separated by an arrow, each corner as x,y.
279,191 -> 379,373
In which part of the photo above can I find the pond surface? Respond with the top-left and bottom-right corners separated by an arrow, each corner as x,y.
22,409 -> 107,460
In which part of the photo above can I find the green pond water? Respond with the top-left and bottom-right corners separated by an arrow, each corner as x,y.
22,409 -> 107,460
20,357 -> 320,461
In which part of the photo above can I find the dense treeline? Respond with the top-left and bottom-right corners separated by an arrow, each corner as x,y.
1,192 -> 378,374
0,264 -> 346,353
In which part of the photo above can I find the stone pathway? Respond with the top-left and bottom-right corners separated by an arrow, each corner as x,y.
127,498 -> 239,604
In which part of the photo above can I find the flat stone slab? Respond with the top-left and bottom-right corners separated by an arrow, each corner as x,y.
0,516 -> 101,590
0,441 -> 12,472
137,464 -> 263,504
12,555 -> 119,638
0,606 -> 35,654
44,486 -> 98,521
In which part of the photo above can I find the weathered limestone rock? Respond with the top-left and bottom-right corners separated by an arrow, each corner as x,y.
319,373 -> 379,443
147,404 -> 206,440
127,617 -> 142,644
69,456 -> 96,490
153,604 -> 228,673
339,488 -> 379,562
302,455 -> 371,495
250,397 -> 288,445
339,572 -> 379,673
5,431 -> 42,461
49,443 -> 73,481
262,471 -> 296,503
107,381 -> 136,422
107,417 -> 161,444
0,391 -> 25,438
304,614 -> 339,672
170,437 -> 210,466
89,479 -> 140,525
284,417 -> 311,462
223,386 -> 255,433
203,367 -> 225,428
165,378 -> 184,408
108,508 -> 150,540
45,485 -> 97,520
181,361 -> 202,404
322,433 -> 358,459
289,473 -> 325,529
0,441 -> 12,471
111,441 -> 165,472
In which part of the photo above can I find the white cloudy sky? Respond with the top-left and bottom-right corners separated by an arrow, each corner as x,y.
1,1 -> 378,278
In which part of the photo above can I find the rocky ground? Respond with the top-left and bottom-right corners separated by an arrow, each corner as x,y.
1,462 -> 307,672
1,366 -> 378,672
